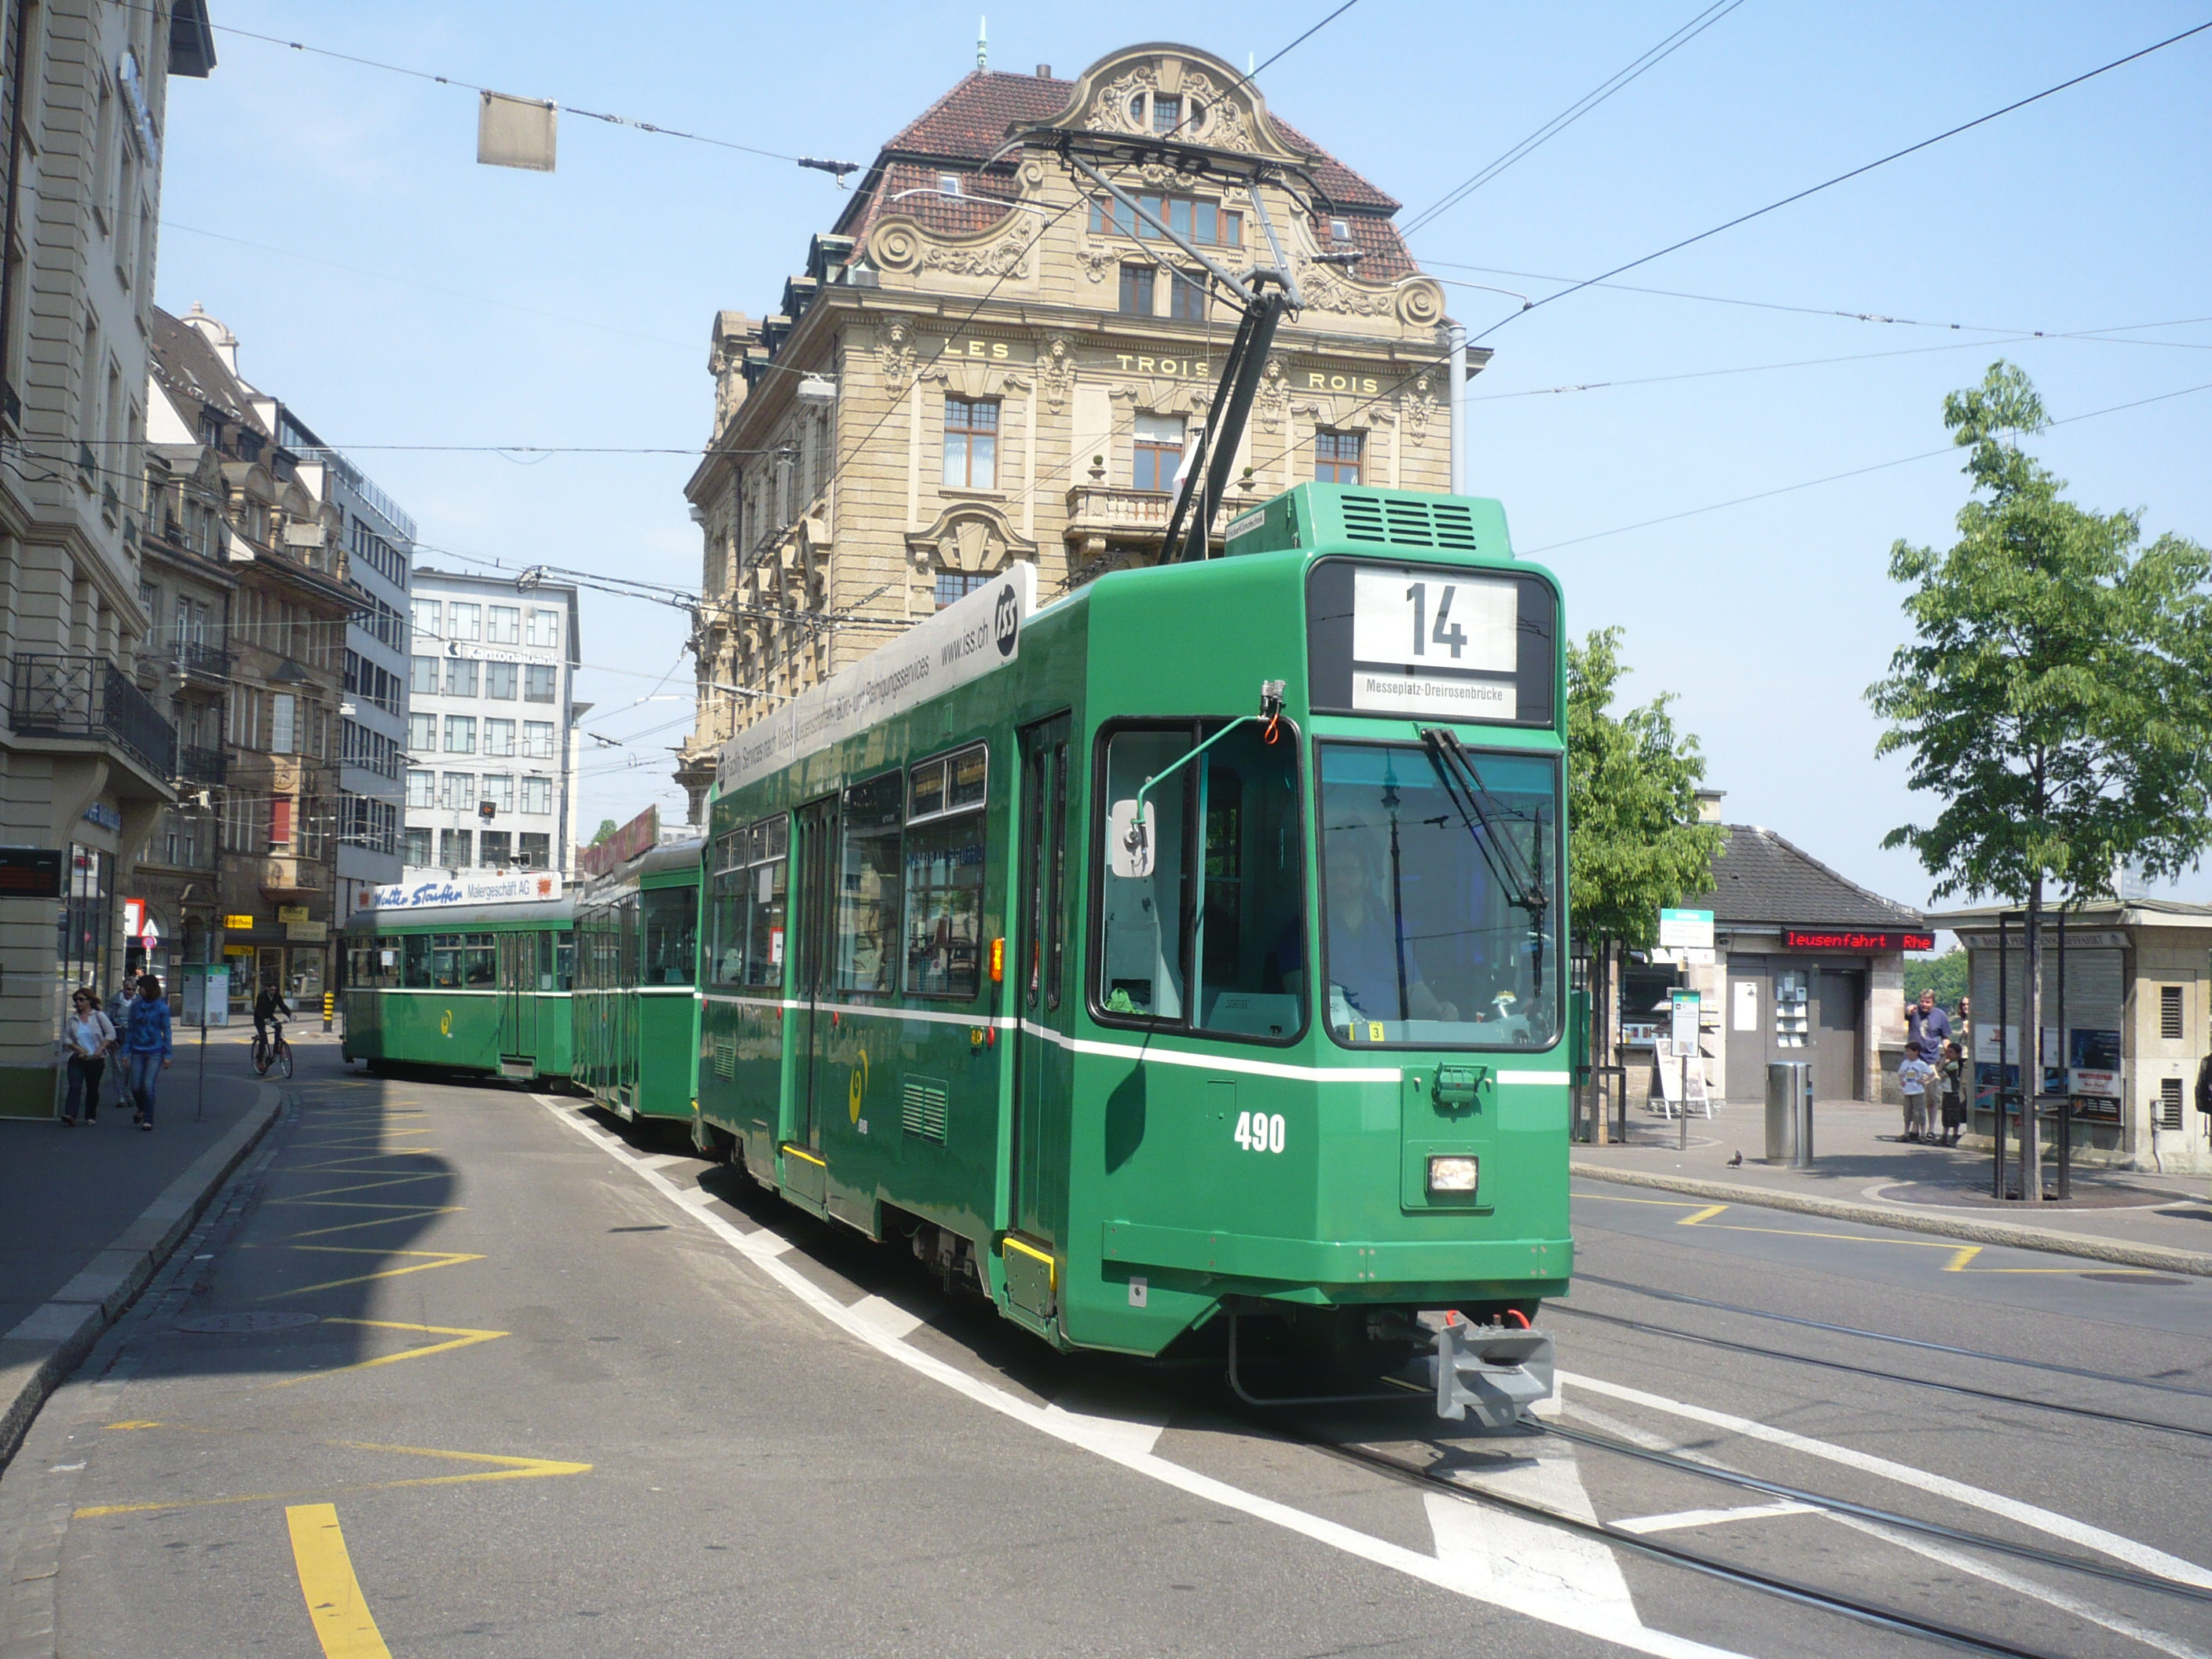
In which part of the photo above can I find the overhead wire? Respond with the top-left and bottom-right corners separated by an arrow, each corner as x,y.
1467,16 -> 2212,345
1518,379 -> 2212,555
1400,0 -> 1749,239
145,6 -> 853,172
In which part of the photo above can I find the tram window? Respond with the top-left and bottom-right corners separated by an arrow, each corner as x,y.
463,933 -> 497,987
642,887 -> 697,986
836,774 -> 903,994
557,930 -> 574,991
903,763 -> 985,999
909,744 -> 986,825
1097,727 -> 1192,1021
1316,744 -> 1561,1049
403,934 -> 432,988
709,827 -> 749,987
1047,742 -> 1068,1010
1195,724 -> 1306,1040
745,833 -> 786,989
429,933 -> 463,990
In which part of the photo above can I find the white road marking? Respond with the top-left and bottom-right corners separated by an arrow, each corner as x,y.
1567,1397 -> 2211,1659
1559,1369 -> 2212,1591
1427,1433 -> 1641,1628
847,1295 -> 924,1341
529,1095 -> 1751,1659
675,1185 -> 719,1208
638,1153 -> 690,1170
1613,1503 -> 1818,1536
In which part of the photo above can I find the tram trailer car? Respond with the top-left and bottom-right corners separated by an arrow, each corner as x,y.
700,485 -> 1569,1415
342,899 -> 577,1082
573,839 -> 705,1125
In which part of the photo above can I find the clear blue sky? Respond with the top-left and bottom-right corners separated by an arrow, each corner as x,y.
154,2 -> 2212,917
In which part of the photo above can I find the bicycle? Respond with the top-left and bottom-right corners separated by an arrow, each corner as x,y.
251,1019 -> 294,1079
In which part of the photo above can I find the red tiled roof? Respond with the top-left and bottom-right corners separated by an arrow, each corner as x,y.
839,67 -> 1406,247
1267,115 -> 1400,213
881,69 -> 1072,160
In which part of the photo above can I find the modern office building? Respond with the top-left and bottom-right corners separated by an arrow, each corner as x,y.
402,569 -> 583,878
286,430 -> 415,921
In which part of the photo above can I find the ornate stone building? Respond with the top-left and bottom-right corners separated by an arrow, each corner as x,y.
675,43 -> 1478,819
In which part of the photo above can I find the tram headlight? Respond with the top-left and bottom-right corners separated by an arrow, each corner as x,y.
1426,1155 -> 1479,1194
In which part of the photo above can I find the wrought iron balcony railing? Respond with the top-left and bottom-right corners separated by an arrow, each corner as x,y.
7,653 -> 178,780
173,639 -> 233,680
178,745 -> 226,786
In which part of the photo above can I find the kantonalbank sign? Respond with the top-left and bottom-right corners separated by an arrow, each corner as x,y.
1782,928 -> 1936,952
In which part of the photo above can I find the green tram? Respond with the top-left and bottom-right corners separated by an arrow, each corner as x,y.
698,484 -> 1571,1408
341,898 -> 577,1082
572,838 -> 704,1125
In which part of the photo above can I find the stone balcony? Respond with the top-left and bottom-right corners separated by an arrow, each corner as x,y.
1062,483 -> 1241,568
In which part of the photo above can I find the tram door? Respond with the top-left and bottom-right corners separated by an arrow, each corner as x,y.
1009,714 -> 1074,1317
496,933 -> 534,1071
788,795 -> 840,1204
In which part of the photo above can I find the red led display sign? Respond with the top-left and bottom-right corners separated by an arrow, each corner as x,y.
1783,928 -> 1936,952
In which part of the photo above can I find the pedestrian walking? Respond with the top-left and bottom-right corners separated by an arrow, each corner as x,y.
60,990 -> 114,1125
1899,1053 -> 1935,1141
1938,1039 -> 1966,1147
120,973 -> 172,1130
107,977 -> 138,1111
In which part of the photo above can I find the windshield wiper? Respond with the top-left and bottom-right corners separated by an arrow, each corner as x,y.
1417,727 -> 1548,919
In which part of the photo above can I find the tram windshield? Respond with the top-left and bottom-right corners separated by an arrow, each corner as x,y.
1316,742 -> 1559,1049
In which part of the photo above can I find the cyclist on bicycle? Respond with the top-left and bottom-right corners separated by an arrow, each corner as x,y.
254,982 -> 291,1054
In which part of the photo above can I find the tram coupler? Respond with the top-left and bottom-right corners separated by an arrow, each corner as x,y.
1422,1322 -> 1555,1427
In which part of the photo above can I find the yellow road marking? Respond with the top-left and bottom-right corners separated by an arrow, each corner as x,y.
262,1319 -> 507,1387
288,1152 -> 448,1171
1593,1199 -> 2166,1276
77,1436 -> 591,1518
251,1247 -> 485,1300
286,1503 -> 392,1659
280,1174 -> 452,1202
283,1207 -> 468,1241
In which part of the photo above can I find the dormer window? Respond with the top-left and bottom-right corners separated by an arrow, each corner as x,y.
938,174 -> 961,196
1130,90 -> 1202,136
1152,93 -> 1181,133
1331,218 -> 1352,243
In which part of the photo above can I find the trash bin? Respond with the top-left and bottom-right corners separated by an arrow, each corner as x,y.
1765,1062 -> 1814,1167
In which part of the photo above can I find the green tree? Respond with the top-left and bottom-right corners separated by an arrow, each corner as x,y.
1567,627 -> 1725,1114
590,818 -> 619,846
1868,361 -> 2212,1199
1903,948 -> 1967,1008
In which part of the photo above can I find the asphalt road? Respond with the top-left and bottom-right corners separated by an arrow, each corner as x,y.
4,1042 -> 2208,1659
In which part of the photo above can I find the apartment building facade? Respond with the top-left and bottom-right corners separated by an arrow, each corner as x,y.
402,569 -> 582,878
0,2 -> 214,1117
287,429 -> 413,921
672,43 -> 1478,819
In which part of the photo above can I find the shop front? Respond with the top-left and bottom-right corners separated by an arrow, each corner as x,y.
218,908 -> 329,1015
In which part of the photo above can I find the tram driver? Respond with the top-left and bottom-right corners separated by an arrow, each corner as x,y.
1276,829 -> 1463,1027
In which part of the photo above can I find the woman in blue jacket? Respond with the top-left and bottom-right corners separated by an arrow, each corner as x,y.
122,974 -> 171,1130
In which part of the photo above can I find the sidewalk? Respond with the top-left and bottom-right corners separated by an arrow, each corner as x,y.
0,1027 -> 299,1469
1573,1096 -> 2212,1275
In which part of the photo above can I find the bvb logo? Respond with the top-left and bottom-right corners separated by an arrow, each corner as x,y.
440,1009 -> 452,1037
848,1046 -> 870,1123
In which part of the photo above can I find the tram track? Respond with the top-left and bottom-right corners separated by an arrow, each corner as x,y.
1549,1303 -> 2212,1445
1576,1275 -> 2212,1405
1280,1419 -> 2075,1659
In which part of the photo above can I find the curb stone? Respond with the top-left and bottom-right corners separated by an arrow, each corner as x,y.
1568,1160 -> 2212,1279
0,1084 -> 285,1474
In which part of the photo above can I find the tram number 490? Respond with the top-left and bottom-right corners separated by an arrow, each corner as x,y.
1233,1111 -> 1287,1154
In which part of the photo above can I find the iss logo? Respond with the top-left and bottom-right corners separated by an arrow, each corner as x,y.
993,583 -> 1020,657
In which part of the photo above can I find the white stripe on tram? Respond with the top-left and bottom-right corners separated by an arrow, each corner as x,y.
697,994 -> 1567,1089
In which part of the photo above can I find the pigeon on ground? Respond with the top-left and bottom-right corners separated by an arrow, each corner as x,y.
1727,1151 -> 1743,1167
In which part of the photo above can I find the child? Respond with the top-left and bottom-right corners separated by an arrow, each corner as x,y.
1937,1040 -> 1966,1147
1898,1053 -> 1936,1141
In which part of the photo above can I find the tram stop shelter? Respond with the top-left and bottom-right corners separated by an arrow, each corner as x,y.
1621,795 -> 1928,1111
1923,899 -> 2212,1175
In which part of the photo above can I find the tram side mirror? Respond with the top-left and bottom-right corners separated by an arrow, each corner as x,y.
1107,800 -> 1155,880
